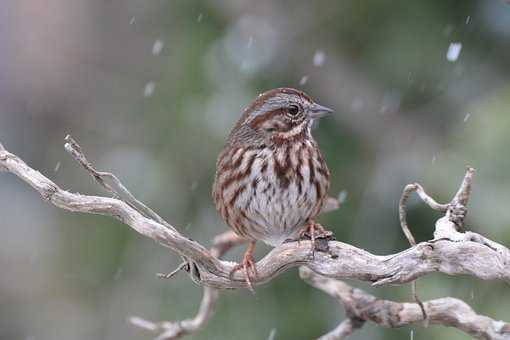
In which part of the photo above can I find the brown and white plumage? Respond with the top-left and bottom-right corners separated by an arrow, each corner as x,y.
212,88 -> 332,288
213,88 -> 332,246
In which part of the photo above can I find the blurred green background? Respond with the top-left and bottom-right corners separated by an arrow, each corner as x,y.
1,0 -> 510,339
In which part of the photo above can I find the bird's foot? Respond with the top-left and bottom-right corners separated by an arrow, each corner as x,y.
229,240 -> 257,293
299,221 -> 334,255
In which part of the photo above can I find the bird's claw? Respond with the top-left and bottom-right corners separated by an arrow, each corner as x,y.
299,221 -> 333,256
229,241 -> 257,293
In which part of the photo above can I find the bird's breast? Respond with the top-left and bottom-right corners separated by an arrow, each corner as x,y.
213,140 -> 329,246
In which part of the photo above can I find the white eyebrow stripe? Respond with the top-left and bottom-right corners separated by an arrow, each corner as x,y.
246,93 -> 299,124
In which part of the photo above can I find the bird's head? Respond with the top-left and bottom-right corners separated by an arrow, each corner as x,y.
236,88 -> 333,142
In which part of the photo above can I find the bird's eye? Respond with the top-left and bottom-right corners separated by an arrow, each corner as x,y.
288,104 -> 300,116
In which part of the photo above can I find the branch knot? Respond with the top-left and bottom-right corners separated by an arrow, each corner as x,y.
40,183 -> 59,201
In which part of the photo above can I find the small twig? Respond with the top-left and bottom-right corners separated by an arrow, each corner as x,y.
157,262 -> 188,279
64,135 -> 116,195
317,317 -> 365,340
129,287 -> 219,340
399,184 -> 437,323
452,167 -> 475,207
130,231 -> 244,340
446,167 -> 475,230
397,168 -> 476,326
64,135 -> 174,231
399,183 -> 449,246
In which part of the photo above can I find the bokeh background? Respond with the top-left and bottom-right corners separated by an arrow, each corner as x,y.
1,1 -> 510,339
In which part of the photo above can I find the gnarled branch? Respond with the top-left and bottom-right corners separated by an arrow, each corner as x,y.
1,143 -> 509,290
300,267 -> 510,340
1,139 -> 510,340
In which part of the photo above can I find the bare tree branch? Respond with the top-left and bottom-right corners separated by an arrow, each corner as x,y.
397,167 -> 475,324
2,139 -> 510,340
1,143 -> 509,291
399,182 -> 448,246
300,267 -> 510,340
63,135 -> 174,230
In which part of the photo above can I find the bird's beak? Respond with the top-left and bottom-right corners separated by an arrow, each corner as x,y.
308,103 -> 334,119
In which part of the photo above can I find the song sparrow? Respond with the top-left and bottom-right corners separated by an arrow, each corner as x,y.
212,88 -> 332,288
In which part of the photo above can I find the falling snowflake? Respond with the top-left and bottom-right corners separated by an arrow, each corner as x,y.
247,36 -> 254,48
152,39 -> 164,56
338,190 -> 348,204
197,13 -> 203,22
446,42 -> 462,62
143,82 -> 156,97
129,16 -> 135,25
267,329 -> 276,340
313,50 -> 325,67
299,75 -> 308,85
54,161 -> 61,172
464,113 -> 471,122
407,71 -> 414,84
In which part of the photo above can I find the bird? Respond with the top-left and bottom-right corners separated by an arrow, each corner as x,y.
212,87 -> 332,288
